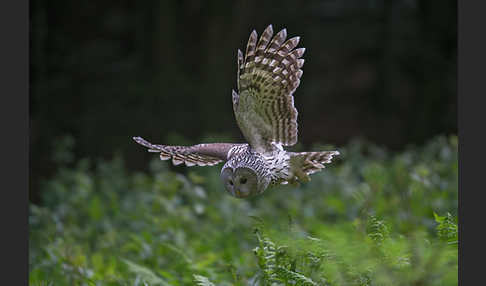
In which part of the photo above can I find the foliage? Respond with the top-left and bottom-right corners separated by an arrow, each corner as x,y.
434,212 -> 458,245
193,274 -> 216,286
29,135 -> 457,285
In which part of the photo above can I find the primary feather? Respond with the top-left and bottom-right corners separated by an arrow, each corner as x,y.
234,24 -> 305,154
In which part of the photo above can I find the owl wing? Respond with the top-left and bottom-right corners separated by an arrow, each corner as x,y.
289,151 -> 340,182
133,137 -> 243,167
233,25 -> 305,153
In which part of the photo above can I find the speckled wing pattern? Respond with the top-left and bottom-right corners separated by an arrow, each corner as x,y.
233,25 -> 305,153
290,150 -> 340,177
133,137 -> 241,167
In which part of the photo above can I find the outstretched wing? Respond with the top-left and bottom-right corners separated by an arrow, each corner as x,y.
289,151 -> 340,182
233,24 -> 305,153
133,137 -> 242,167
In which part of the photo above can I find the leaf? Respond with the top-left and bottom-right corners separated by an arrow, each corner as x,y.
193,274 -> 216,286
366,215 -> 390,244
275,267 -> 317,286
253,229 -> 280,284
122,258 -> 170,286
434,212 -> 458,244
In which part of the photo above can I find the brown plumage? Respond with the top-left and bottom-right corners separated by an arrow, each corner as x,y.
234,25 -> 304,153
133,137 -> 241,167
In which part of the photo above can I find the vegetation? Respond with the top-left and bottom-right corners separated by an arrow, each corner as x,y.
29,135 -> 457,285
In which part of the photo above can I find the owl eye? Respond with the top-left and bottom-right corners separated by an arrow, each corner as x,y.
240,178 -> 247,184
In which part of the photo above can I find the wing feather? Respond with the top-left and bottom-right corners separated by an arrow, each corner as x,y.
290,151 -> 340,177
133,137 -> 242,167
234,25 -> 305,153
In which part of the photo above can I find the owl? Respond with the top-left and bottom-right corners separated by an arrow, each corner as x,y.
134,25 -> 339,198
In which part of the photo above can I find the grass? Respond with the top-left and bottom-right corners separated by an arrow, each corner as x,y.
29,135 -> 458,285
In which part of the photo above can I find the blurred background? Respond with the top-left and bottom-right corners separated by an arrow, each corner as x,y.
30,0 -> 456,203
29,2 -> 458,284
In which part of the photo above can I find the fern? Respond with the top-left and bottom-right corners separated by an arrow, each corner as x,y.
434,212 -> 458,244
193,274 -> 216,286
254,229 -> 280,285
254,229 -> 318,286
366,215 -> 389,244
275,267 -> 318,286
29,135 -> 457,285
122,259 -> 170,286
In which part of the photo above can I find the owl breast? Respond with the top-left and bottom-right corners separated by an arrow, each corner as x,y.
228,144 -> 292,184
262,147 -> 292,185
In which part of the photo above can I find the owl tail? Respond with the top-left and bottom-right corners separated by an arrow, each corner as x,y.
289,150 -> 340,183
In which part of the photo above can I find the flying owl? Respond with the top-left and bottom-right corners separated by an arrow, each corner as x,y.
133,25 -> 339,198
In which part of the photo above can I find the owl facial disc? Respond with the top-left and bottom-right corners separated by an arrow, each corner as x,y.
220,167 -> 260,198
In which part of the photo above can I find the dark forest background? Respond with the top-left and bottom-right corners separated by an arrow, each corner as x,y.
30,0 -> 456,203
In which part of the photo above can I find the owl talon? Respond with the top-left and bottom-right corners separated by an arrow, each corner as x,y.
288,178 -> 300,187
295,169 -> 311,183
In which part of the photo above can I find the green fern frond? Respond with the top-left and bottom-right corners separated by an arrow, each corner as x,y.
253,229 -> 320,286
366,215 -> 389,244
434,212 -> 458,244
254,229 -> 281,285
193,274 -> 216,286
275,267 -> 318,286
122,259 -> 170,286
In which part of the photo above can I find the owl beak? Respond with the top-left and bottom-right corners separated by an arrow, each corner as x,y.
234,186 -> 251,198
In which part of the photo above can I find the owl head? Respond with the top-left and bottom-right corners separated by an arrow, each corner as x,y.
220,157 -> 270,198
